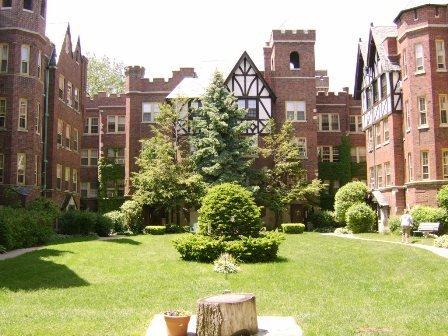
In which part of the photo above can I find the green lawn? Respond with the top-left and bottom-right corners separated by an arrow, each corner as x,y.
355,233 -> 436,246
0,234 -> 447,336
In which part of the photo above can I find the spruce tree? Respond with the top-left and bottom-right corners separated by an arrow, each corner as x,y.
191,71 -> 255,185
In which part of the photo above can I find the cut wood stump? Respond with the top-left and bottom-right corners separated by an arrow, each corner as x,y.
196,293 -> 258,336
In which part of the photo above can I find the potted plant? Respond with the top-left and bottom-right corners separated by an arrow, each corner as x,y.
164,309 -> 191,336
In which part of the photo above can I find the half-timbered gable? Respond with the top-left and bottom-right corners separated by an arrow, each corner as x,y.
225,52 -> 276,134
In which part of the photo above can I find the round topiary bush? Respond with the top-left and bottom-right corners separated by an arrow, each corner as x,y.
345,203 -> 376,233
334,181 -> 368,223
437,185 -> 448,210
198,183 -> 261,240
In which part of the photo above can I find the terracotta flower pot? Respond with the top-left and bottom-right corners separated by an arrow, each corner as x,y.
164,315 -> 191,336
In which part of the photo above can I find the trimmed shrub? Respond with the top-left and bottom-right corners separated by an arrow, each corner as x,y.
434,235 -> 448,248
307,210 -> 340,230
27,197 -> 60,221
334,227 -> 353,235
198,183 -> 261,240
166,225 -> 187,234
388,216 -> 401,234
334,181 -> 368,223
144,226 -> 166,235
120,200 -> 144,233
95,215 -> 113,237
345,203 -> 376,233
437,185 -> 448,210
173,234 -> 224,262
104,211 -> 126,233
281,223 -> 305,234
59,211 -> 112,237
410,205 -> 447,231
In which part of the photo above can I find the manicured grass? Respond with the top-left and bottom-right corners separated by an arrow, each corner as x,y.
356,232 -> 435,246
0,233 -> 447,336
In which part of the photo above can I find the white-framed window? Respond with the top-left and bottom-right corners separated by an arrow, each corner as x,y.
74,87 -> 79,111
405,100 -> 410,131
375,122 -> 382,146
443,150 -> 448,179
349,115 -> 362,133
142,102 -> 160,123
107,115 -> 125,133
421,151 -> 429,180
35,103 -> 40,134
107,148 -> 125,165
17,153 -> 26,185
418,97 -> 427,126
65,124 -> 71,149
58,75 -> 65,99
81,149 -> 98,166
57,119 -> 63,146
436,40 -> 446,70
376,164 -> 383,188
369,166 -> 375,189
318,146 -> 339,162
385,162 -> 392,186
295,137 -> 307,158
380,73 -> 387,99
415,43 -> 424,73
37,50 -> 42,79
72,128 -> 78,151
365,87 -> 372,110
350,147 -> 366,163
402,49 -> 407,78
0,98 -> 6,128
56,164 -> 62,190
319,113 -> 340,131
18,98 -> 27,130
383,118 -> 390,143
238,99 -> 257,119
372,79 -> 379,103
407,153 -> 413,182
20,45 -> 30,75
0,153 -> 4,184
440,94 -> 448,125
64,167 -> 70,191
0,43 -> 8,73
72,169 -> 78,193
368,128 -> 374,151
81,182 -> 98,198
84,117 -> 98,134
285,101 -> 306,122
67,81 -> 72,106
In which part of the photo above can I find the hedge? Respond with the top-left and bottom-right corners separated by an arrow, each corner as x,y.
144,226 -> 166,235
59,210 -> 113,237
281,223 -> 305,234
307,210 -> 340,230
410,205 -> 447,232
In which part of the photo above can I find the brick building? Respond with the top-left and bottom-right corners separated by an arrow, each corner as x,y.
355,3 -> 448,228
0,0 -> 87,208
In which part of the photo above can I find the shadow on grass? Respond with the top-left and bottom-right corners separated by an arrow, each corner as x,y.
101,238 -> 141,245
0,249 -> 89,291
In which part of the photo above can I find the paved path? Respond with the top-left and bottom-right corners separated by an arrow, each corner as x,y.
0,235 -> 125,261
325,233 -> 448,259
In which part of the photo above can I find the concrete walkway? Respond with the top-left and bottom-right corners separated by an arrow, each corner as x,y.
325,233 -> 448,259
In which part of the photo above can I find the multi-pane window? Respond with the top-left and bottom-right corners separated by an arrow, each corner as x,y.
285,101 -> 306,122
295,137 -> 307,158
418,97 -> 427,126
436,40 -> 446,70
368,128 -> 374,151
18,99 -> 27,130
72,169 -> 78,193
81,182 -> 98,198
2,0 -> 12,8
0,98 -> 6,128
65,124 -> 71,149
142,102 -> 160,123
385,162 -> 392,186
0,153 -> 4,184
106,180 -> 125,198
20,45 -> 30,74
407,153 -> 413,182
107,148 -> 125,164
0,43 -> 8,73
369,166 -> 375,189
74,88 -> 79,111
380,73 -> 387,98
375,122 -> 382,146
440,94 -> 448,125
37,50 -> 42,79
17,153 -> 26,185
443,150 -> 448,179
84,117 -> 98,134
72,128 -> 78,151
67,81 -> 72,106
421,151 -> 429,180
351,147 -> 366,163
107,116 -> 125,133
57,119 -> 63,146
81,149 -> 98,166
318,146 -> 339,162
365,87 -> 371,110
23,0 -> 33,10
64,167 -> 70,191
415,43 -> 424,72
383,118 -> 390,143
319,113 -> 339,131
376,164 -> 383,188
35,103 -> 40,134
56,164 -> 62,190
238,99 -> 257,119
372,80 -> 379,103
349,115 -> 362,132
58,76 -> 64,99
402,49 -> 407,77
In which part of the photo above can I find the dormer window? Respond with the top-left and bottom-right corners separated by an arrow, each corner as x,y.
23,0 -> 33,11
2,0 -> 12,8
289,52 -> 300,70
40,0 -> 46,17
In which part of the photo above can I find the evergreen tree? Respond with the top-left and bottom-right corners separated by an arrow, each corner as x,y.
191,71 -> 255,185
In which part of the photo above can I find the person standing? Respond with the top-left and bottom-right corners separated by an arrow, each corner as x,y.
400,209 -> 413,244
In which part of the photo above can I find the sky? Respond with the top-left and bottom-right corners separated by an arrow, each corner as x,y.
46,0 -> 441,93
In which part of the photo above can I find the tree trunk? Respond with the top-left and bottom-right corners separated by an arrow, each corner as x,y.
196,293 -> 258,336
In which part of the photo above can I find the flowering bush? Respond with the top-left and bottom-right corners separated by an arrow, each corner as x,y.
164,309 -> 190,317
334,227 -> 353,235
434,235 -> 448,249
213,253 -> 240,278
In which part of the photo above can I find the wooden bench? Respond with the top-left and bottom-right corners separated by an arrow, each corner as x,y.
413,222 -> 440,236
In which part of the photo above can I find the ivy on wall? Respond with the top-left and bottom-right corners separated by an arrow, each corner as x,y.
97,151 -> 125,214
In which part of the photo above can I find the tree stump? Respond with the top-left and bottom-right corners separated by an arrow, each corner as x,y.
196,293 -> 258,336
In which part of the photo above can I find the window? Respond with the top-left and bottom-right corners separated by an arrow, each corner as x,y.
402,49 -> 407,77
58,76 -> 64,99
37,50 -> 42,79
376,164 -> 383,188
295,137 -> 307,158
74,88 -> 79,111
407,153 -> 413,182
372,80 -> 379,103
56,164 -> 62,190
34,155 -> 38,186
414,9 -> 418,20
72,129 -> 78,151
67,81 -> 72,106
18,99 -> 27,130
238,99 -> 257,119
404,100 -> 410,131
72,169 -> 78,193
383,118 -> 390,143
385,162 -> 392,186
440,94 -> 448,125
418,97 -> 427,126
2,0 -> 12,8
286,101 -> 306,122
368,128 -> 374,151
318,146 -> 339,162
35,103 -> 40,134
40,0 -> 45,17
365,87 -> 372,110
415,43 -> 424,72
107,116 -> 125,133
23,0 -> 32,11
0,153 -> 4,184
106,180 -> 125,198
0,98 -> 6,128
443,150 -> 448,179
81,149 -> 98,166
0,43 -> 8,73
142,102 -> 160,123
380,73 -> 387,98
319,114 -> 339,131
17,153 -> 26,185
107,148 -> 125,164
375,122 -> 382,146
81,182 -> 98,198
64,167 -> 70,191
349,115 -> 362,132
369,166 -> 375,189
84,117 -> 98,134
421,151 -> 429,180
436,40 -> 446,70
21,45 -> 30,74
351,147 -> 366,163
65,124 -> 71,149
57,119 -> 63,146
290,52 -> 300,70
